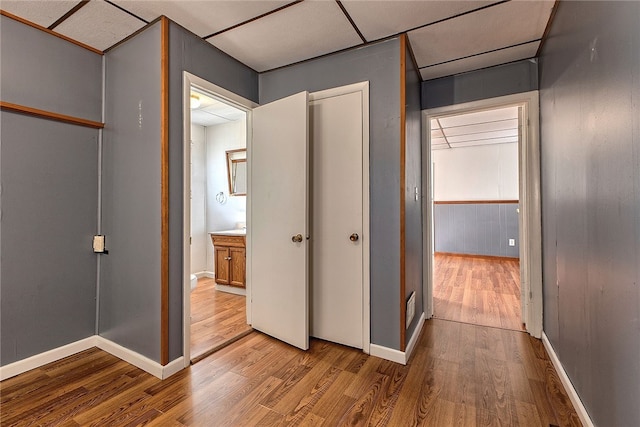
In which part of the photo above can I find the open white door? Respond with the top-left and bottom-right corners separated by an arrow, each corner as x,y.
250,91 -> 309,350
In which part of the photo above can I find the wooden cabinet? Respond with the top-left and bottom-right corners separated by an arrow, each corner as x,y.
210,233 -> 246,288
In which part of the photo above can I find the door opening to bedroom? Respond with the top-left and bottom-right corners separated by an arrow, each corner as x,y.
429,106 -> 523,331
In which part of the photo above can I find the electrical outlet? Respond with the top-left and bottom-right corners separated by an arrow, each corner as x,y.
406,292 -> 416,328
93,235 -> 105,253
508,238 -> 516,247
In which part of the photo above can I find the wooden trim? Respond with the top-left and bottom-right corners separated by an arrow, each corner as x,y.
0,10 -> 103,55
536,0 -> 560,57
203,0 -> 302,39
399,34 -> 407,352
435,252 -> 519,262
48,0 -> 89,30
0,101 -> 104,129
336,1 -> 366,43
160,16 -> 170,366
434,200 -> 519,205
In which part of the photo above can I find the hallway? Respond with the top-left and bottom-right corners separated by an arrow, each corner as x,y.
1,318 -> 580,426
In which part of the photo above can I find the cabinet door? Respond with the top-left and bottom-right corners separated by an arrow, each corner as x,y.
214,246 -> 230,285
229,247 -> 245,287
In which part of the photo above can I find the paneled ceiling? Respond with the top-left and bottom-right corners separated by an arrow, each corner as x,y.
190,88 -> 246,127
1,0 -> 555,80
431,106 -> 519,150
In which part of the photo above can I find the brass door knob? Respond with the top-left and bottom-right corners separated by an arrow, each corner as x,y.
292,234 -> 303,243
349,233 -> 359,242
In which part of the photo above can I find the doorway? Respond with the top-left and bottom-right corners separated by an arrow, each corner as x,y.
430,105 -> 522,331
182,73 -> 257,365
423,91 -> 543,337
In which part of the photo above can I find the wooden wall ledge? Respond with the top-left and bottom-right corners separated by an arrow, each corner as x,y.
0,101 -> 104,129
434,200 -> 519,205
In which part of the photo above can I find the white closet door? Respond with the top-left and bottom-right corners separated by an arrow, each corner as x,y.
250,91 -> 309,350
310,90 -> 363,348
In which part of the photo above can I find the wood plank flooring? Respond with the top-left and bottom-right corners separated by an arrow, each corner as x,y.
190,277 -> 252,362
1,319 -> 581,426
433,254 -> 523,331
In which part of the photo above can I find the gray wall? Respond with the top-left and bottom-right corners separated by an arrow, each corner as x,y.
539,2 -> 640,426
0,15 -> 100,364
404,46 -> 424,344
167,21 -> 259,361
0,16 -> 102,122
421,59 -> 538,110
101,22 -> 162,362
434,203 -> 519,258
260,39 -> 402,350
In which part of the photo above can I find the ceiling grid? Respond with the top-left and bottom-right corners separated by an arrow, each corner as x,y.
0,0 -> 555,79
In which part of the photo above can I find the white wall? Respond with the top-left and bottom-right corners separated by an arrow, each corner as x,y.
190,124 -> 207,274
432,143 -> 518,201
205,118 -> 247,273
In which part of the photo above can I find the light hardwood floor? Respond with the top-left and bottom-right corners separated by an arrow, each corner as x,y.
433,253 -> 523,331
0,319 -> 580,426
190,277 -> 252,362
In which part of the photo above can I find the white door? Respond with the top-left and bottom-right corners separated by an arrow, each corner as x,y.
250,91 -> 310,350
309,90 -> 364,348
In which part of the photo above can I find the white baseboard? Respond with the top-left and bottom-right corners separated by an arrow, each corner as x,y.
194,271 -> 213,279
368,314 -> 426,366
1,335 -> 185,381
405,312 -> 426,363
370,344 -> 406,365
542,332 -> 594,427
216,284 -> 246,296
0,336 -> 97,381
95,336 -> 184,380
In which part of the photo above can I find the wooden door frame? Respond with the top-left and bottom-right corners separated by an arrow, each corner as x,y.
422,91 -> 543,338
182,72 -> 256,366
308,81 -> 371,354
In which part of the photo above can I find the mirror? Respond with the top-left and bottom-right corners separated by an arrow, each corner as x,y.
226,149 -> 247,196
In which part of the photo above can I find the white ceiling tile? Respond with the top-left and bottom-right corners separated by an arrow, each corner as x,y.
191,110 -> 227,126
55,0 -> 146,51
208,1 -> 361,72
431,128 -> 445,139
419,41 -> 539,80
441,118 -> 519,137
446,128 -> 518,143
191,90 -> 245,126
410,0 -> 553,68
433,106 -> 520,149
0,0 -> 78,27
111,0 -> 289,37
440,106 -> 518,128
341,0 -> 496,41
449,137 -> 518,148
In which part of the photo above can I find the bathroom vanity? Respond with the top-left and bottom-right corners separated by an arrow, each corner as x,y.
209,230 -> 246,289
